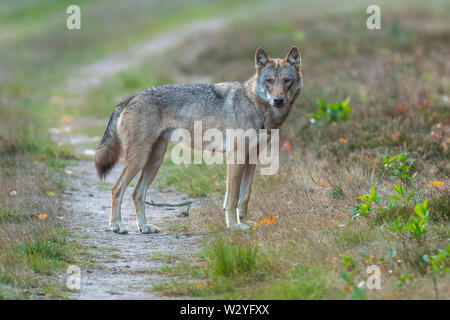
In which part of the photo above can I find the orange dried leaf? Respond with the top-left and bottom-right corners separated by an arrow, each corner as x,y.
50,96 -> 63,105
38,214 -> 48,221
420,98 -> 432,108
197,283 -> 205,290
317,177 -> 330,187
354,121 -> 362,129
395,104 -> 410,118
281,140 -> 292,154
391,131 -> 400,142
428,181 -> 444,188
60,114 -> 74,123
259,217 -> 278,225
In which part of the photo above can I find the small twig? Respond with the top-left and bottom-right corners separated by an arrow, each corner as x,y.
145,200 -> 192,207
145,200 -> 192,217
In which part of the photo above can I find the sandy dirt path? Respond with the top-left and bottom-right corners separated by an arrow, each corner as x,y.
62,157 -> 203,299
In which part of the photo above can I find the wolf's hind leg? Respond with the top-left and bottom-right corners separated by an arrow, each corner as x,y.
237,163 -> 257,228
110,161 -> 143,234
132,134 -> 168,234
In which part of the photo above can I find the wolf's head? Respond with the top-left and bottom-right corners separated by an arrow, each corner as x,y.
253,46 -> 303,108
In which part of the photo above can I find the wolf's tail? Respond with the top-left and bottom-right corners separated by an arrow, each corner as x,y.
94,94 -> 135,180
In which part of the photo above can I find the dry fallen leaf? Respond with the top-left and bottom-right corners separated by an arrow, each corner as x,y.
197,283 -> 205,290
259,217 -> 279,225
395,104 -> 410,118
281,140 -> 292,154
391,131 -> 400,142
428,181 -> 444,188
50,96 -> 63,105
3,138 -> 15,148
420,98 -> 432,108
60,114 -> 74,123
317,177 -> 330,187
280,133 -> 293,154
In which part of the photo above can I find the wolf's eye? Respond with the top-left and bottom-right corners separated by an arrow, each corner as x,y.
284,79 -> 292,86
265,78 -> 273,86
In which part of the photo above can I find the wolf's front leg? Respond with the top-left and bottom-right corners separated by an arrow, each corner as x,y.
224,164 -> 250,231
237,164 -> 257,228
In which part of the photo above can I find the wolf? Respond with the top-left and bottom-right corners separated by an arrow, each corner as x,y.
94,46 -> 303,234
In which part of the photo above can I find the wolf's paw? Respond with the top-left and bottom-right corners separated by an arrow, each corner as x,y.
139,224 -> 160,234
229,223 -> 251,231
240,220 -> 257,228
111,222 -> 128,234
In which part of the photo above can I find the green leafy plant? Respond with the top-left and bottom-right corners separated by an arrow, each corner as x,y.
396,272 -> 414,287
352,153 -> 419,218
308,97 -> 351,123
389,198 -> 429,240
339,254 -> 366,300
351,186 -> 381,218
407,200 -> 429,240
382,152 -> 417,208
382,153 -> 417,184
423,245 -> 450,276
423,245 -> 450,299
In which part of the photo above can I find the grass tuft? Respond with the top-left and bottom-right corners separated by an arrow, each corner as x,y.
203,239 -> 262,278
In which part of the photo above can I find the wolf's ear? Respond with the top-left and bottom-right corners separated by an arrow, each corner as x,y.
255,47 -> 270,71
285,46 -> 301,69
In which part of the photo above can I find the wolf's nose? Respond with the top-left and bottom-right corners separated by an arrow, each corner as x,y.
274,96 -> 284,107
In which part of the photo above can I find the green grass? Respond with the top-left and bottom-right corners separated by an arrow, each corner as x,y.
328,223 -> 378,248
152,239 -> 271,297
0,205 -> 28,223
252,265 -> 339,299
18,230 -> 69,274
203,239 -> 262,278
153,146 -> 226,197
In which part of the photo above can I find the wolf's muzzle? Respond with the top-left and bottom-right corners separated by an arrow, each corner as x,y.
273,96 -> 285,108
